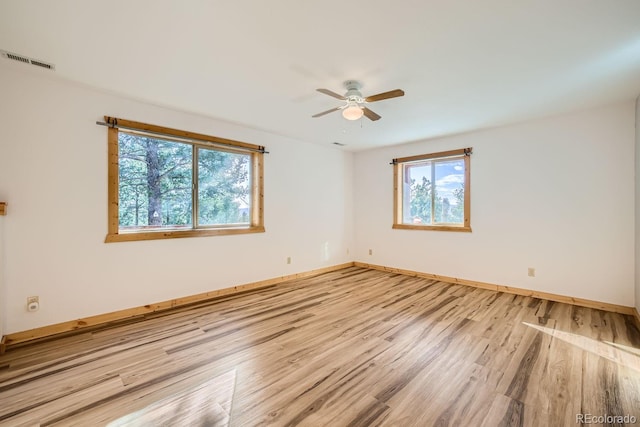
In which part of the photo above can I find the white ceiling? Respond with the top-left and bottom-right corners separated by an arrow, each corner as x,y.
1,1 -> 640,151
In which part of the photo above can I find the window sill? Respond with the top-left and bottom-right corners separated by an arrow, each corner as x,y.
393,224 -> 472,232
105,226 -> 265,243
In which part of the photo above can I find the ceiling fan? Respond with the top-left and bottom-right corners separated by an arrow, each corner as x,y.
312,80 -> 405,121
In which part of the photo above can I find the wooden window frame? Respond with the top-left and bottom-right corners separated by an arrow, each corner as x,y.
393,148 -> 471,232
105,117 -> 265,243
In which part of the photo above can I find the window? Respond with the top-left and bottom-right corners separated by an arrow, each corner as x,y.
393,148 -> 471,232
104,117 -> 264,242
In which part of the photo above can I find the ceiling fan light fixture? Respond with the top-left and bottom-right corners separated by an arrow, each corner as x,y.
342,103 -> 363,121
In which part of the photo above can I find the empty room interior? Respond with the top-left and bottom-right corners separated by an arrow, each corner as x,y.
1,1 -> 640,426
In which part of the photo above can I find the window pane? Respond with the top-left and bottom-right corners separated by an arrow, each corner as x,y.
118,133 -> 193,231
198,148 -> 251,226
405,163 -> 432,225
434,159 -> 464,224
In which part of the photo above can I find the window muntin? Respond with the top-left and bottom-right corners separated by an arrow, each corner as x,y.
393,148 -> 471,232
105,117 -> 264,242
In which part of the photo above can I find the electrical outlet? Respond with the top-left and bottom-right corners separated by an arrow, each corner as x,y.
528,268 -> 535,277
287,256 -> 291,264
369,249 -> 373,256
27,296 -> 39,312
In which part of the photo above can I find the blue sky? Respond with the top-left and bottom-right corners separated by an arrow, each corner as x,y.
407,159 -> 464,205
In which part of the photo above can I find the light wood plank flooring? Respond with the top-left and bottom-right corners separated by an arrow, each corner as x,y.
1,267 -> 639,426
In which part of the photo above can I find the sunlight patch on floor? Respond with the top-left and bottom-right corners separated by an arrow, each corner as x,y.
523,322 -> 640,374
107,369 -> 237,427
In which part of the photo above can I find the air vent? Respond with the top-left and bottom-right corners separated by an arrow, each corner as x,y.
30,59 -> 54,70
5,52 -> 29,64
1,50 -> 55,71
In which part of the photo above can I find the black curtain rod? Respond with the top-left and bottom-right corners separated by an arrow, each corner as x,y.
95,121 -> 269,154
390,148 -> 473,165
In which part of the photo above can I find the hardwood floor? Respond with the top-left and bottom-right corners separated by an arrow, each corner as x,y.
1,267 -> 639,426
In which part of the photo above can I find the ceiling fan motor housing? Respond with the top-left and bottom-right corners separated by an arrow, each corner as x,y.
344,80 -> 364,103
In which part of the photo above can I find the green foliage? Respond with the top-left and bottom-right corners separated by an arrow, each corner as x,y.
409,178 -> 464,225
118,133 -> 250,230
198,147 -> 250,225
409,176 -> 432,224
451,186 -> 464,223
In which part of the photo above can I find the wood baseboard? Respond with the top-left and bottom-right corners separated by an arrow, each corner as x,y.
3,262 -> 355,348
354,262 -> 636,316
4,261 -> 637,349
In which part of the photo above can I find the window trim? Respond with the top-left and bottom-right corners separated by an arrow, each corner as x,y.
104,117 -> 265,243
392,147 -> 472,232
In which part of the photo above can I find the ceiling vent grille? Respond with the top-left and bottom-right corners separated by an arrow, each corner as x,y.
1,50 -> 55,71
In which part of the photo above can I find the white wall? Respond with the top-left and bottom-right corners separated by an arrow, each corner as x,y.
0,61 -> 636,337
636,95 -> 640,314
0,63 -> 354,334
355,102 -> 636,306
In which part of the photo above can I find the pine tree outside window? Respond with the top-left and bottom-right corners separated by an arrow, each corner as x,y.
104,117 -> 264,242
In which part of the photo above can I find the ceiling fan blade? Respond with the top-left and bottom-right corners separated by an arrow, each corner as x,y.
362,107 -> 381,121
317,88 -> 346,100
312,106 -> 342,118
364,89 -> 405,103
